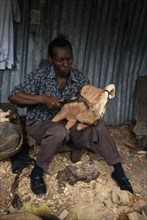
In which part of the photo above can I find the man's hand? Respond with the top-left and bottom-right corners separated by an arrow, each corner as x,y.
44,96 -> 61,109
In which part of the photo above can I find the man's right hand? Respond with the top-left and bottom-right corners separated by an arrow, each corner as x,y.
44,96 -> 61,109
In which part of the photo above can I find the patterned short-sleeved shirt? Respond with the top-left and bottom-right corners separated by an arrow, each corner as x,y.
10,64 -> 90,121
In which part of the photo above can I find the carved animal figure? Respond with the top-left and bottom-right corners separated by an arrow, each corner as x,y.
0,109 -> 11,122
52,84 -> 115,131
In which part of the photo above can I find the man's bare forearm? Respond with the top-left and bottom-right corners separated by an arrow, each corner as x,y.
8,92 -> 46,105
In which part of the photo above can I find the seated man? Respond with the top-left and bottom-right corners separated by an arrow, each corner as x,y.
8,36 -> 133,196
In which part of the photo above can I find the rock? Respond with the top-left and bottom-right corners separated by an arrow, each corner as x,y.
58,209 -> 69,220
132,199 -> 146,212
96,202 -> 106,211
118,212 -> 129,220
127,211 -> 146,220
89,180 -> 97,190
97,173 -> 107,184
111,186 -> 130,205
0,212 -> 42,220
142,205 -> 147,217
56,165 -> 100,186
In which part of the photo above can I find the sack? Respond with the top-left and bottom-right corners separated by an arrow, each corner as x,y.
0,103 -> 23,160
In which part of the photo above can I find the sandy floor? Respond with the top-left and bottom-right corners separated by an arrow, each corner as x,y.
0,122 -> 147,220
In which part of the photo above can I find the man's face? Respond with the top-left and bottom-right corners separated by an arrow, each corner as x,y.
50,45 -> 73,77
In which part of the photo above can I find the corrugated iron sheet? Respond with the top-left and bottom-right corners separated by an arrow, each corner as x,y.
0,0 -> 147,125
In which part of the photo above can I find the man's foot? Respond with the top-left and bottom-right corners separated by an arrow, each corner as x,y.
111,171 -> 133,194
30,171 -> 46,195
71,150 -> 81,163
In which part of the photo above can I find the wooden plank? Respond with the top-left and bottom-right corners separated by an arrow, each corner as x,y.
136,76 -> 147,125
133,76 -> 147,149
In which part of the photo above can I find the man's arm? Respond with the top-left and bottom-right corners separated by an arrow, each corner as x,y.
8,93 -> 61,109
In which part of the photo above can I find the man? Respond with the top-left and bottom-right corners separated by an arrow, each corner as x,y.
8,36 -> 133,195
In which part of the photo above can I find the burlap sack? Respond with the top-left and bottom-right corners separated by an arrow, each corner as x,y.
0,103 -> 23,160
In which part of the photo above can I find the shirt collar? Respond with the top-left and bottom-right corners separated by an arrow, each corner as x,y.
48,64 -> 56,78
48,64 -> 78,82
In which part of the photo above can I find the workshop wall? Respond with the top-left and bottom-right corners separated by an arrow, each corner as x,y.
0,0 -> 147,125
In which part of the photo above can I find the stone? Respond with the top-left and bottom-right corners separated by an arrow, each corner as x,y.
0,213 -> 42,220
127,211 -> 146,220
142,205 -> 147,217
56,164 -> 100,186
111,186 -> 130,205
58,209 -> 69,220
133,199 -> 146,212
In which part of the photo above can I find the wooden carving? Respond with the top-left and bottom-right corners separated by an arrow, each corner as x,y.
0,109 -> 11,122
52,84 -> 115,131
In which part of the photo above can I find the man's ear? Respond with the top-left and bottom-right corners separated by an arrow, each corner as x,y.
48,57 -> 52,64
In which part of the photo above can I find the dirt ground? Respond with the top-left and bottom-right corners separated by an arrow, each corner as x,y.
0,122 -> 147,220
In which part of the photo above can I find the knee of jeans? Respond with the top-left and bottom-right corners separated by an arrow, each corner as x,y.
57,126 -> 68,140
45,124 -> 68,140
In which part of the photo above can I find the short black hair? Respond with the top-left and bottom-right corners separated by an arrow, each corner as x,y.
48,35 -> 73,58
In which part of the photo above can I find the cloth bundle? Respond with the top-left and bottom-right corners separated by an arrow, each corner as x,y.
0,103 -> 23,160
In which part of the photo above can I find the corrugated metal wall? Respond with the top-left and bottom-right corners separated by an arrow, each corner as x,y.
0,0 -> 147,125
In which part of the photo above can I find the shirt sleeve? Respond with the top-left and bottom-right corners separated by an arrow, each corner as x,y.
77,71 -> 90,89
9,69 -> 41,96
